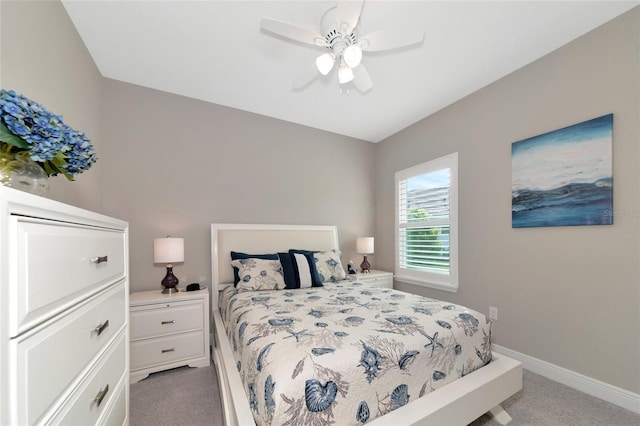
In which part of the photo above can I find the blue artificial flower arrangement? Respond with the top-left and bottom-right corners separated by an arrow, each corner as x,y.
0,89 -> 97,180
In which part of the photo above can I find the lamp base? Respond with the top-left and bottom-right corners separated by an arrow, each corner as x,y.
360,255 -> 371,273
161,265 -> 180,294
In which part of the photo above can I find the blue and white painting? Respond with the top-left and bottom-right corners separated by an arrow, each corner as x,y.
512,114 -> 613,228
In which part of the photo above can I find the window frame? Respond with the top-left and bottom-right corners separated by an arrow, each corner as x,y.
394,152 -> 459,292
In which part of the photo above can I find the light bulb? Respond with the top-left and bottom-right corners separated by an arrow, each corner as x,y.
343,45 -> 362,68
315,53 -> 335,75
338,63 -> 354,84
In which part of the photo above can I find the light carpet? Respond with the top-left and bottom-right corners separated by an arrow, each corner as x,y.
130,364 -> 640,425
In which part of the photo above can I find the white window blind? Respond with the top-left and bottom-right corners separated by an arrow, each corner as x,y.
395,153 -> 458,292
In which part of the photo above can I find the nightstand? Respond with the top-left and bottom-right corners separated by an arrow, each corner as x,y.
129,287 -> 210,383
353,269 -> 394,289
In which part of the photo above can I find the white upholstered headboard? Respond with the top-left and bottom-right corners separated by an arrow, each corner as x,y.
210,223 -> 339,309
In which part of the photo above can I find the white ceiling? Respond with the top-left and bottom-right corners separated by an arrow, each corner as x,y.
61,1 -> 638,143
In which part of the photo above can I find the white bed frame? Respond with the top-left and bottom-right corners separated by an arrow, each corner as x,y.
210,223 -> 522,426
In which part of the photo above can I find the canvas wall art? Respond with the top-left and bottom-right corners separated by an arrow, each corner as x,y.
512,114 -> 613,228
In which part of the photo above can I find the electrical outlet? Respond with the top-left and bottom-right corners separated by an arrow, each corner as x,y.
489,306 -> 498,321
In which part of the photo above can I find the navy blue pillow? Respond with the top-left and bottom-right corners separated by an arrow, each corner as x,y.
288,249 -> 323,287
230,251 -> 278,286
277,253 -> 298,289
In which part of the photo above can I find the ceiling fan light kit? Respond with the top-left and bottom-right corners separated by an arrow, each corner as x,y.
261,0 -> 424,93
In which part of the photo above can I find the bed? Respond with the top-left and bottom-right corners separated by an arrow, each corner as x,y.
210,224 -> 522,426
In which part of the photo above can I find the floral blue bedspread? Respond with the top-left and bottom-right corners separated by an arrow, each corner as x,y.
219,282 -> 492,425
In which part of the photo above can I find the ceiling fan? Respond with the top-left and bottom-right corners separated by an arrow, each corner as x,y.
261,0 -> 424,93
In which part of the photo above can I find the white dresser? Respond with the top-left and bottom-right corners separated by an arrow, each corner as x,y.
129,288 -> 210,384
0,187 -> 129,425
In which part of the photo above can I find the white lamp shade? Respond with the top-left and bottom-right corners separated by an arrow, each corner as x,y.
338,63 -> 354,84
316,52 -> 335,75
153,237 -> 184,264
343,45 -> 362,68
357,237 -> 374,254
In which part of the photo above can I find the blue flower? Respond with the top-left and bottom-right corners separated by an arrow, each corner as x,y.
3,102 -> 22,117
0,89 -> 96,179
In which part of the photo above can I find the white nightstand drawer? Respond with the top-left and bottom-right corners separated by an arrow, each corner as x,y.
12,218 -> 126,336
130,330 -> 205,371
355,270 -> 394,288
11,282 -> 126,425
130,300 -> 203,340
48,335 -> 127,426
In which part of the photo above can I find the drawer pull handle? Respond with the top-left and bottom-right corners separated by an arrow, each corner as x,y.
93,384 -> 109,407
162,348 -> 175,353
91,255 -> 109,264
94,320 -> 109,336
161,320 -> 176,325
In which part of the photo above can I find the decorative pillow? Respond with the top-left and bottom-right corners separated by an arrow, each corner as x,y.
277,253 -> 298,289
288,249 -> 323,288
230,251 -> 278,286
314,249 -> 346,282
231,258 -> 285,291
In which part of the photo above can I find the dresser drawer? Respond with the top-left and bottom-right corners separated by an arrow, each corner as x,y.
11,282 -> 126,424
98,376 -> 127,426
11,217 -> 126,336
130,330 -> 205,371
47,335 -> 127,425
130,300 -> 204,340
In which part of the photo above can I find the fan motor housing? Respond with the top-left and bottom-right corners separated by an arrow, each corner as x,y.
320,7 -> 358,54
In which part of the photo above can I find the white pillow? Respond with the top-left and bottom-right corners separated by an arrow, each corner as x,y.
314,249 -> 346,282
231,258 -> 285,291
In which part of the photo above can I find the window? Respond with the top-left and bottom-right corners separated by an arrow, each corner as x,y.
395,152 -> 458,292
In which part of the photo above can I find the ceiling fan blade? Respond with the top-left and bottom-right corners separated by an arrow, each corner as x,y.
352,63 -> 373,93
336,0 -> 363,34
360,29 -> 424,52
293,62 -> 321,90
261,17 -> 323,46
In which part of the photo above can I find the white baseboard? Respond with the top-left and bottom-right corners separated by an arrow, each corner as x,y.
493,344 -> 640,415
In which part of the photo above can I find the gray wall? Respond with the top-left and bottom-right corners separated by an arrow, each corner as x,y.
100,79 -> 375,294
374,8 -> 640,394
1,0 -> 104,211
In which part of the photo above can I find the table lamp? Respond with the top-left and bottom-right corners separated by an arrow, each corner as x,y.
154,237 -> 184,294
356,237 -> 374,273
